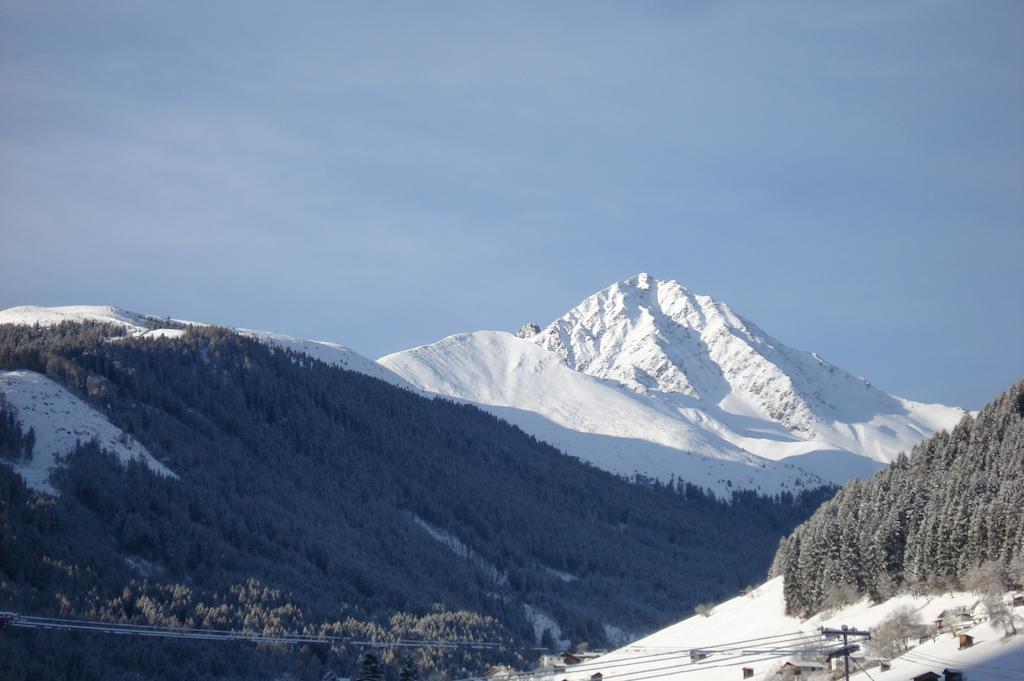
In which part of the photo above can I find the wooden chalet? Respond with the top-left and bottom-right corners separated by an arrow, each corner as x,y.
910,673 -> 941,681
560,651 -> 602,666
776,659 -> 826,676
829,651 -> 867,674
741,667 -> 754,679
483,665 -> 516,681
943,670 -> 964,681
957,633 -> 974,650
536,654 -> 562,670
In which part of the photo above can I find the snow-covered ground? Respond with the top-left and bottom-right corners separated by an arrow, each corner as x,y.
380,274 -> 966,491
548,577 -> 1023,681
380,331 -> 822,494
236,329 -> 413,389
0,305 -> 156,329
0,370 -> 175,494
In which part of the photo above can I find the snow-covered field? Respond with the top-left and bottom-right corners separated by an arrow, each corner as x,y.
550,577 -> 1023,681
0,370 -> 175,494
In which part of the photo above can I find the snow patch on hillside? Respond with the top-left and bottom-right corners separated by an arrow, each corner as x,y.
411,514 -> 508,586
539,565 -> 578,583
523,604 -> 570,649
0,370 -> 176,494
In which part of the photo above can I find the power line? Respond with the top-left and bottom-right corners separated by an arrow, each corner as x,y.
900,649 -> 1021,680
456,631 -> 823,681
553,633 -> 821,672
4,611 -> 882,681
569,644 -> 822,681
579,650 -> 814,681
615,630 -> 815,653
530,626 -> 866,681
3,612 -> 518,650
447,631 -> 830,681
821,626 -> 870,681
451,630 -> 820,681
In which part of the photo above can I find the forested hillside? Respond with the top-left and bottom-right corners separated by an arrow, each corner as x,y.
772,379 -> 1024,616
0,322 -> 831,680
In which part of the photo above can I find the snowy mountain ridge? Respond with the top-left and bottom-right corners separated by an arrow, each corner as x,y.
531,273 -> 944,441
0,277 -> 967,494
380,274 -> 966,490
0,305 -> 413,390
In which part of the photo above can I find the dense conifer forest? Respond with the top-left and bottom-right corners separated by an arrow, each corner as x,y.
772,379 -> 1024,617
0,322 -> 832,680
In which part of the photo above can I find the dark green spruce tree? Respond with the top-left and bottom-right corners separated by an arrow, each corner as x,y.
772,379 -> 1024,616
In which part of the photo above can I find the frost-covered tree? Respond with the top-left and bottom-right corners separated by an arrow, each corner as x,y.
869,606 -> 924,658
964,561 -> 1006,596
820,582 -> 859,613
774,380 -> 1024,616
983,596 -> 1018,637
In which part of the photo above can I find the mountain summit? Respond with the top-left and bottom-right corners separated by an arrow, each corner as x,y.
532,273 -> 902,436
381,274 -> 966,491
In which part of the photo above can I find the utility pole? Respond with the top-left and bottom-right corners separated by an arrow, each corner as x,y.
821,625 -> 870,681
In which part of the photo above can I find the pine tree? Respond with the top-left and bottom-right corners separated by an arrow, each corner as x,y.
357,653 -> 384,681
775,380 -> 1024,615
398,656 -> 418,681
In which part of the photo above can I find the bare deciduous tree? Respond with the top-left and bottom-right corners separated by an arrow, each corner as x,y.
869,606 -> 923,658
984,596 -> 1019,637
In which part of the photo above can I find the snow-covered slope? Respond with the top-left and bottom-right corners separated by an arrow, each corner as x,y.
0,370 -> 176,494
0,305 -> 155,330
0,305 -> 412,390
235,329 -> 415,390
380,274 -> 966,490
554,577 -> 1024,681
380,331 -> 819,493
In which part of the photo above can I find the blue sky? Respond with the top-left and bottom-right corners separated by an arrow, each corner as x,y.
1,1 -> 1021,409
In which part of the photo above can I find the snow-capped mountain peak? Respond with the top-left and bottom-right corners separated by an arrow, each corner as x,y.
532,274 -> 906,437
382,274 -> 966,489
534,274 -> 736,402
